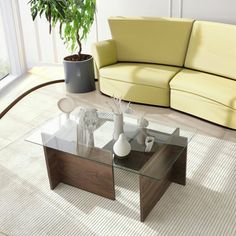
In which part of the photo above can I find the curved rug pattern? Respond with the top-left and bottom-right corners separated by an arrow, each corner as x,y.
0,80 -> 64,119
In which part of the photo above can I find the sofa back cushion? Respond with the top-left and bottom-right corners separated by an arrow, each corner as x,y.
185,21 -> 236,80
108,17 -> 194,67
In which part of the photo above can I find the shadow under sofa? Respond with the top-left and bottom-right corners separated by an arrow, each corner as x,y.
92,17 -> 236,129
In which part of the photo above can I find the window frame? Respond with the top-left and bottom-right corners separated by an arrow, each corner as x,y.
0,0 -> 26,89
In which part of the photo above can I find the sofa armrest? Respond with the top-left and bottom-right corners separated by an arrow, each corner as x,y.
92,39 -> 117,69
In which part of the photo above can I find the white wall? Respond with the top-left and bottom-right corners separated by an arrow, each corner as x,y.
182,0 -> 236,24
19,0 -> 39,68
19,0 -> 236,68
96,0 -> 170,40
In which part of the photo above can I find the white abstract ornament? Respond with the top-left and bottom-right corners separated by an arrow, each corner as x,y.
113,133 -> 131,158
77,107 -> 99,148
136,116 -> 149,145
57,97 -> 76,119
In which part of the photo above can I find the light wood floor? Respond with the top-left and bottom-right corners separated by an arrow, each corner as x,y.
0,66 -> 235,151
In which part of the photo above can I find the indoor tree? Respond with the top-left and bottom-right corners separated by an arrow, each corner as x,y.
29,0 -> 96,61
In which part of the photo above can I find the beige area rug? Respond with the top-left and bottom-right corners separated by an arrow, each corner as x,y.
0,233 -> 8,236
0,132 -> 236,235
0,66 -> 64,113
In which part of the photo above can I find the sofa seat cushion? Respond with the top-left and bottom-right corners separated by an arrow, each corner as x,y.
100,63 -> 181,89
170,69 -> 236,110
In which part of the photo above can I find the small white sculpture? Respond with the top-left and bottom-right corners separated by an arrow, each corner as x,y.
145,136 -> 155,152
113,133 -> 131,158
136,116 -> 149,145
77,107 -> 99,147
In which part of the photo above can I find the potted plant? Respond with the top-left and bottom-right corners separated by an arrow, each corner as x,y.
29,0 -> 96,93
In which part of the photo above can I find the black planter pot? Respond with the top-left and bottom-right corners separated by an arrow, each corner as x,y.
63,55 -> 96,93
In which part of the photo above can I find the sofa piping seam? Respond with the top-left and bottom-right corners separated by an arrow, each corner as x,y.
100,76 -> 172,90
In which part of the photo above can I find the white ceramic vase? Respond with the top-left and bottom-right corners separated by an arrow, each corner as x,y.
113,113 -> 124,140
113,133 -> 131,158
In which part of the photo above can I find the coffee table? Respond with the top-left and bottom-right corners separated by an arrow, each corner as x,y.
26,110 -> 195,222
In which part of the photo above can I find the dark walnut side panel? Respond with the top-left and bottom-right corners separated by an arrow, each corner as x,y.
139,130 -> 187,222
171,146 -> 187,185
44,146 -> 61,189
44,147 -> 115,200
139,170 -> 172,222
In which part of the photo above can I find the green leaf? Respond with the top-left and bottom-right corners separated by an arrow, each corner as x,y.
28,0 -> 96,55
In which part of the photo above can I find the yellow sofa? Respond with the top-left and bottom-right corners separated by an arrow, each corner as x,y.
92,17 -> 194,106
92,17 -> 236,129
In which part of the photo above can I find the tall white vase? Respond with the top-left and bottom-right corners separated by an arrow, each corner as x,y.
113,113 -> 124,140
113,133 -> 131,158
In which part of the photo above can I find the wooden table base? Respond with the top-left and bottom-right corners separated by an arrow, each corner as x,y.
44,146 -> 115,200
140,146 -> 187,222
43,141 -> 187,222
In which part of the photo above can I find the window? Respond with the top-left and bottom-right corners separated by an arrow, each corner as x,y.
0,10 -> 10,80
0,0 -> 26,89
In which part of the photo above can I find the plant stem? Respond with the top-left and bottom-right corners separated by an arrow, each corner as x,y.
48,4 -> 52,34
76,30 -> 82,57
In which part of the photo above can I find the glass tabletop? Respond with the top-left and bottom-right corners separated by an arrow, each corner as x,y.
26,109 -> 196,181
